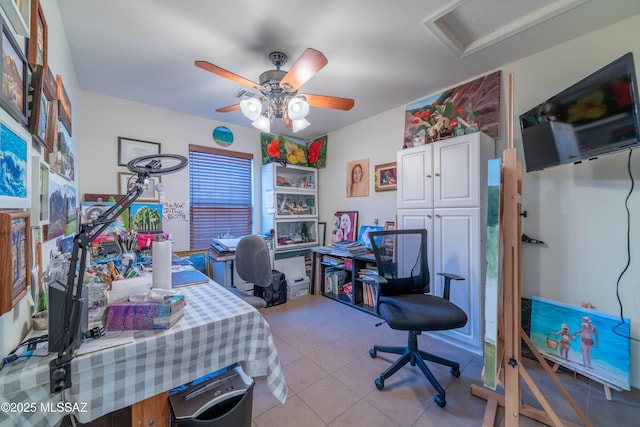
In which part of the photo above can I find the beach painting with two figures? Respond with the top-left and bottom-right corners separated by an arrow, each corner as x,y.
530,296 -> 630,390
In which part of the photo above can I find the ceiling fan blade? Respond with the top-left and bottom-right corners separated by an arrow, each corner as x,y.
195,60 -> 265,91
216,104 -> 241,113
279,48 -> 328,92
302,94 -> 355,111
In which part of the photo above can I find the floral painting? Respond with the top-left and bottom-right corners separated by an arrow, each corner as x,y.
261,133 -> 327,168
306,135 -> 327,168
404,70 -> 501,148
260,133 -> 308,166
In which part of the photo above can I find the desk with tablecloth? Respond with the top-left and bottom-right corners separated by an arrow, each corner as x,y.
0,281 -> 287,426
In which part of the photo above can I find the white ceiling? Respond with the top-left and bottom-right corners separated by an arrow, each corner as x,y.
57,0 -> 640,141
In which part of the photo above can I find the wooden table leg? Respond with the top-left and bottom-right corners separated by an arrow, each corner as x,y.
131,391 -> 170,427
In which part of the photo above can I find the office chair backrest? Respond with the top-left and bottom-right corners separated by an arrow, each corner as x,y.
235,235 -> 272,288
369,229 -> 429,295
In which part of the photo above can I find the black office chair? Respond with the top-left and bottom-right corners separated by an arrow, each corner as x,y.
367,228 -> 467,408
228,235 -> 272,309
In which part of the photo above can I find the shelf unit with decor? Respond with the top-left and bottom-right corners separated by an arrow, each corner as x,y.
311,248 -> 379,316
262,162 -> 318,252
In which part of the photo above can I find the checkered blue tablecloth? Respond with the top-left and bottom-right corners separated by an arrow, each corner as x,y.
0,281 -> 287,426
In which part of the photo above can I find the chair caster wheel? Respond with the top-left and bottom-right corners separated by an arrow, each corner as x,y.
375,378 -> 384,390
434,395 -> 446,408
369,348 -> 377,358
450,367 -> 460,377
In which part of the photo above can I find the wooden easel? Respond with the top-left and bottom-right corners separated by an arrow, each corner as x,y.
470,75 -> 592,427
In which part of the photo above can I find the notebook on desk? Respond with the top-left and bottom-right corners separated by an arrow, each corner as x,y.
171,269 -> 210,288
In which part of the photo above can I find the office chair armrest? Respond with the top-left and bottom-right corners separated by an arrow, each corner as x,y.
436,272 -> 464,301
362,274 -> 386,316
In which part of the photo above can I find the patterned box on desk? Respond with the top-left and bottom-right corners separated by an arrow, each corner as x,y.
105,295 -> 185,330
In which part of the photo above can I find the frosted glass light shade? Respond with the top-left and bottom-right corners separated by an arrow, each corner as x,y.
288,97 -> 310,120
240,98 -> 263,121
252,116 -> 271,133
292,118 -> 310,133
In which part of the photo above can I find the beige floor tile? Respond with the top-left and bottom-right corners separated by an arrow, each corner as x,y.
280,356 -> 329,394
253,395 -> 325,427
328,400 -> 400,427
298,375 -> 361,423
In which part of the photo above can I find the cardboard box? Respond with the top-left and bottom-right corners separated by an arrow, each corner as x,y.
105,295 -> 185,330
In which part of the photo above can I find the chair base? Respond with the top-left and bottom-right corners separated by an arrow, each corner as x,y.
369,331 -> 460,408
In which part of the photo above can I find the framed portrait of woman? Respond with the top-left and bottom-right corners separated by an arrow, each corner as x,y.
346,158 -> 369,197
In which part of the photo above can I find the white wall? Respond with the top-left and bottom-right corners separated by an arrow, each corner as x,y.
321,15 -> 640,388
77,91 -> 264,251
0,1 -> 80,357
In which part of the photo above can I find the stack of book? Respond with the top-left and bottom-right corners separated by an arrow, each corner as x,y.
330,240 -> 367,257
324,267 -> 348,295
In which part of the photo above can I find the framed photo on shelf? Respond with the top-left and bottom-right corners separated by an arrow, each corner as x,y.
118,172 -> 161,202
27,0 -> 46,67
118,137 -> 161,166
358,225 -> 383,248
0,210 -> 30,316
0,16 -> 28,124
0,0 -> 29,37
374,162 -> 397,192
332,210 -> 358,242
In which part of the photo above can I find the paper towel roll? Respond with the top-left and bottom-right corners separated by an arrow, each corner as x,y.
152,239 -> 172,290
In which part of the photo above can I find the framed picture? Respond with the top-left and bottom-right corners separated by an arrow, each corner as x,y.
0,122 -> 30,209
0,0 -> 29,37
374,162 -> 397,192
0,210 -> 30,316
28,65 -> 55,150
118,137 -> 161,166
0,15 -> 28,124
84,193 -> 125,203
346,158 -> 369,197
119,172 -> 161,202
55,74 -> 72,135
27,0 -> 46,68
332,211 -> 358,243
358,225 -> 383,248
130,202 -> 163,233
30,157 -> 49,225
80,201 -> 129,234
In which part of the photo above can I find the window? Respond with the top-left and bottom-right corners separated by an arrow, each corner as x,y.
189,144 -> 253,250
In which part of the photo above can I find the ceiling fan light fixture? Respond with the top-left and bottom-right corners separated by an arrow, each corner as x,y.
252,115 -> 271,133
288,97 -> 310,120
240,98 -> 263,121
292,118 -> 310,133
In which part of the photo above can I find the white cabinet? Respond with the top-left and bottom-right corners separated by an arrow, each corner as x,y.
262,163 -> 318,251
396,133 -> 495,354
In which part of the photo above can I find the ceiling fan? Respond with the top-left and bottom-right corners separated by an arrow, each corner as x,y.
195,48 -> 355,133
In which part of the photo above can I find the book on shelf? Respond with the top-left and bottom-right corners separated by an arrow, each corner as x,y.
323,267 -> 348,295
343,282 -> 353,302
330,240 -> 367,257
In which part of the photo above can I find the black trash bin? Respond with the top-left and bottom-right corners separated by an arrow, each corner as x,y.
169,366 -> 254,427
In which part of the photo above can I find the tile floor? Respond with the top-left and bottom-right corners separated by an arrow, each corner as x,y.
251,294 -> 640,427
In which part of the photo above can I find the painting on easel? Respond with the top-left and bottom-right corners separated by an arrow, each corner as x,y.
531,296 -> 631,390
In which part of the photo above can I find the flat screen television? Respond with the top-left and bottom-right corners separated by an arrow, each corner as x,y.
519,52 -> 640,172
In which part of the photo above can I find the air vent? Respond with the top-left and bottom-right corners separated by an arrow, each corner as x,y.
234,89 -> 260,99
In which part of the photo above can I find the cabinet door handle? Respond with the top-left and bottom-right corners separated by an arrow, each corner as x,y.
434,172 -> 441,177
435,214 -> 441,218
426,174 -> 432,178
427,214 -> 432,219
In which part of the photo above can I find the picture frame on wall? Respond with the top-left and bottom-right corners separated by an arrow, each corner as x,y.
374,162 -> 397,192
28,64 -> 55,151
56,74 -> 72,135
118,137 -> 161,166
0,210 -> 31,316
118,172 -> 161,202
27,0 -> 46,68
0,0 -> 29,37
0,15 -> 28,124
0,122 -> 30,208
